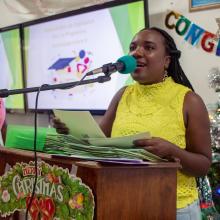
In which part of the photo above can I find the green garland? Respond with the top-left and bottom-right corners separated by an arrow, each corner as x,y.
0,161 -> 94,220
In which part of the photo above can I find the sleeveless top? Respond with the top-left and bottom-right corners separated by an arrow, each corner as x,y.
111,77 -> 198,208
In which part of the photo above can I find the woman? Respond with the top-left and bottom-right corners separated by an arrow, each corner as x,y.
99,27 -> 211,220
53,27 -> 211,219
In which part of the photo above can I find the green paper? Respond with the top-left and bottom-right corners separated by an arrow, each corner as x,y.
87,132 -> 150,148
5,125 -> 56,151
44,133 -> 166,162
53,110 -> 151,148
54,110 -> 106,138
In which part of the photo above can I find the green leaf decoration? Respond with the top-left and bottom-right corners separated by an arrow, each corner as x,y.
0,161 -> 94,219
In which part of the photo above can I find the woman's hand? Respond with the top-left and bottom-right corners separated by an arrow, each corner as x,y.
134,137 -> 178,160
52,117 -> 69,134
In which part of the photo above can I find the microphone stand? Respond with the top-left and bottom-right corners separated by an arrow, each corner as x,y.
0,73 -> 111,220
0,75 -> 111,98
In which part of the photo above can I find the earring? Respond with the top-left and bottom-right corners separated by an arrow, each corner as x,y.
163,69 -> 168,81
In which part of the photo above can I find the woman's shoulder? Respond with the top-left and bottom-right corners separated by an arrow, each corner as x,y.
184,91 -> 208,115
113,86 -> 128,103
184,91 -> 205,106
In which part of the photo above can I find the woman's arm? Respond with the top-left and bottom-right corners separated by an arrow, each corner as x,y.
174,91 -> 212,176
1,120 -> 7,144
134,91 -> 212,177
99,87 -> 126,137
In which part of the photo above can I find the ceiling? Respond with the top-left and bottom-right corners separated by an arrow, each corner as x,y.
0,0 -> 114,29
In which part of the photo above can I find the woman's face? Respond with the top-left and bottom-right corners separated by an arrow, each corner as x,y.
129,29 -> 170,85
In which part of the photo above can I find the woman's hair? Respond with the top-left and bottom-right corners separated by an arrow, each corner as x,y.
140,27 -> 194,91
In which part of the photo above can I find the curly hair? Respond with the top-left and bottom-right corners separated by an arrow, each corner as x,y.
139,27 -> 194,91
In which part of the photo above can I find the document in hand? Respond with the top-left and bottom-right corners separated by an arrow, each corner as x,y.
53,110 -> 151,148
54,110 -> 106,139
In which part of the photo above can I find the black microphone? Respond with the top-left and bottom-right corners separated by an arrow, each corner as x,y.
86,55 -> 137,76
0,56 -> 137,98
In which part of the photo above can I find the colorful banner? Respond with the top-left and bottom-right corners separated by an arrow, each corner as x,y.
0,161 -> 94,219
165,11 -> 220,57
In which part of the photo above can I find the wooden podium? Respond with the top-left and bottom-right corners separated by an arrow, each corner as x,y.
0,147 -> 180,220
76,161 -> 180,220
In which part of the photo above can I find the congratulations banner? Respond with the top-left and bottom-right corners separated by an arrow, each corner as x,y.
165,11 -> 220,57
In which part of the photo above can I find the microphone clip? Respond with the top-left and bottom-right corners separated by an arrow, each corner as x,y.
102,62 -> 124,76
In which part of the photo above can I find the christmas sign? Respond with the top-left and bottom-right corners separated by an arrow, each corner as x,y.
165,11 -> 220,57
0,161 -> 94,220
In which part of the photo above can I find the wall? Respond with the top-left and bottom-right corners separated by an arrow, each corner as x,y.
148,0 -> 220,105
2,0 -> 112,127
0,0 -> 113,29
6,110 -> 103,128
5,0 -> 220,127
6,111 -> 51,127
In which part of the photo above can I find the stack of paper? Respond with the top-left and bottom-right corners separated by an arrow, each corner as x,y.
44,110 -> 165,163
53,110 -> 151,148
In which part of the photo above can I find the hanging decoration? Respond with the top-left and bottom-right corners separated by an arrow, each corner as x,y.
165,11 -> 220,57
208,67 -> 220,91
214,18 -> 220,41
197,176 -> 220,220
206,67 -> 220,215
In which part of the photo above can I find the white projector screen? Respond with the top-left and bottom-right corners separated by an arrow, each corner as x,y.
24,0 -> 145,112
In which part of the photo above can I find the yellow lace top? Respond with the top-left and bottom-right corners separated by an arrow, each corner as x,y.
111,77 -> 198,208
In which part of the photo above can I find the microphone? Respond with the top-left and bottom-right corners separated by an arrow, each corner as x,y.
0,56 -> 136,98
86,55 -> 137,76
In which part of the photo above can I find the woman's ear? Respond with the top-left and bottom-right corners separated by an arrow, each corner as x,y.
164,56 -> 171,69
